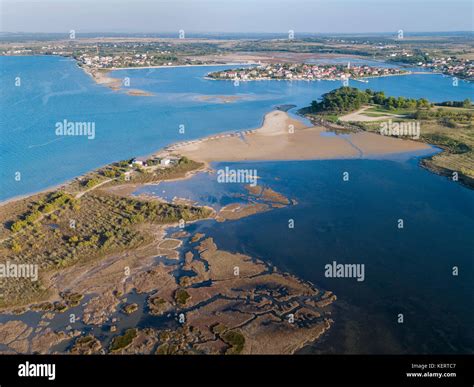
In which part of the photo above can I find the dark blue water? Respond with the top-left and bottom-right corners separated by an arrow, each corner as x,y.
138,156 -> 474,354
1,55 -> 472,201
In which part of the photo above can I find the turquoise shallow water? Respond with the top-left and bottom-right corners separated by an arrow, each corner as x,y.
1,55 -> 473,201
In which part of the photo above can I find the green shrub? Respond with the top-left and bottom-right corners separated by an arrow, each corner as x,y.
110,329 -> 137,351
174,289 -> 190,305
223,331 -> 245,354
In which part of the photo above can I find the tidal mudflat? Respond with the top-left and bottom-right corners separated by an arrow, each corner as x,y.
0,162 -> 336,354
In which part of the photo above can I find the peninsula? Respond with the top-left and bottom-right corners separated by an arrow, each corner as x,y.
171,110 -> 430,163
207,63 -> 408,82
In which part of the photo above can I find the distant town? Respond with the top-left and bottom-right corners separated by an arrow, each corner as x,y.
1,33 -> 473,80
388,52 -> 474,80
207,63 -> 408,82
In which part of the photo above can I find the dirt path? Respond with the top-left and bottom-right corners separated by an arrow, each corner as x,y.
339,106 -> 404,122
75,178 -> 114,199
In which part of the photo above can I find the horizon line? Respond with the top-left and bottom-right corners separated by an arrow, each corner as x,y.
1,30 -> 473,36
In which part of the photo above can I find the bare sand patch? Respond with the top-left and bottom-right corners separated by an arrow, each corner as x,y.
196,238 -> 266,281
339,106 -> 404,122
158,238 -> 182,250
30,329 -> 79,354
349,131 -> 426,154
83,67 -> 153,96
216,202 -> 270,222
175,111 -> 430,162
126,89 -> 154,97
86,68 -> 121,90
197,95 -> 242,103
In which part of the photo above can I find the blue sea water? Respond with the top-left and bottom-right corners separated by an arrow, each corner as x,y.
0,55 -> 473,201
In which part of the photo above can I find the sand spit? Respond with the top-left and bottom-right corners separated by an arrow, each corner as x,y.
172,111 -> 430,163
81,66 -> 153,95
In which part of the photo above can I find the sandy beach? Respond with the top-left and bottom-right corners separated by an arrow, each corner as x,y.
81,66 -> 122,90
172,110 -> 431,163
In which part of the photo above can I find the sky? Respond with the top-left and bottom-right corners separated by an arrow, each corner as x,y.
0,0 -> 472,34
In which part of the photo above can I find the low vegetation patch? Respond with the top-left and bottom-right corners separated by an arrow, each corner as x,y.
0,176 -> 212,308
222,330 -> 245,354
110,328 -> 138,352
174,288 -> 191,306
308,87 -> 432,114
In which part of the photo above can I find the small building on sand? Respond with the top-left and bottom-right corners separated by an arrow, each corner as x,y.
131,156 -> 148,167
160,158 -> 171,166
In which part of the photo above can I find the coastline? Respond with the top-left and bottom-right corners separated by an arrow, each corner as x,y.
0,184 -> 66,208
0,108 -> 456,207
204,71 -> 417,83
79,64 -> 122,90
80,61 -> 257,92
79,59 -> 432,93
173,110 -> 431,163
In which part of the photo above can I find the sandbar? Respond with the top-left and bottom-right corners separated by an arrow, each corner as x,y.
172,111 -> 430,162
